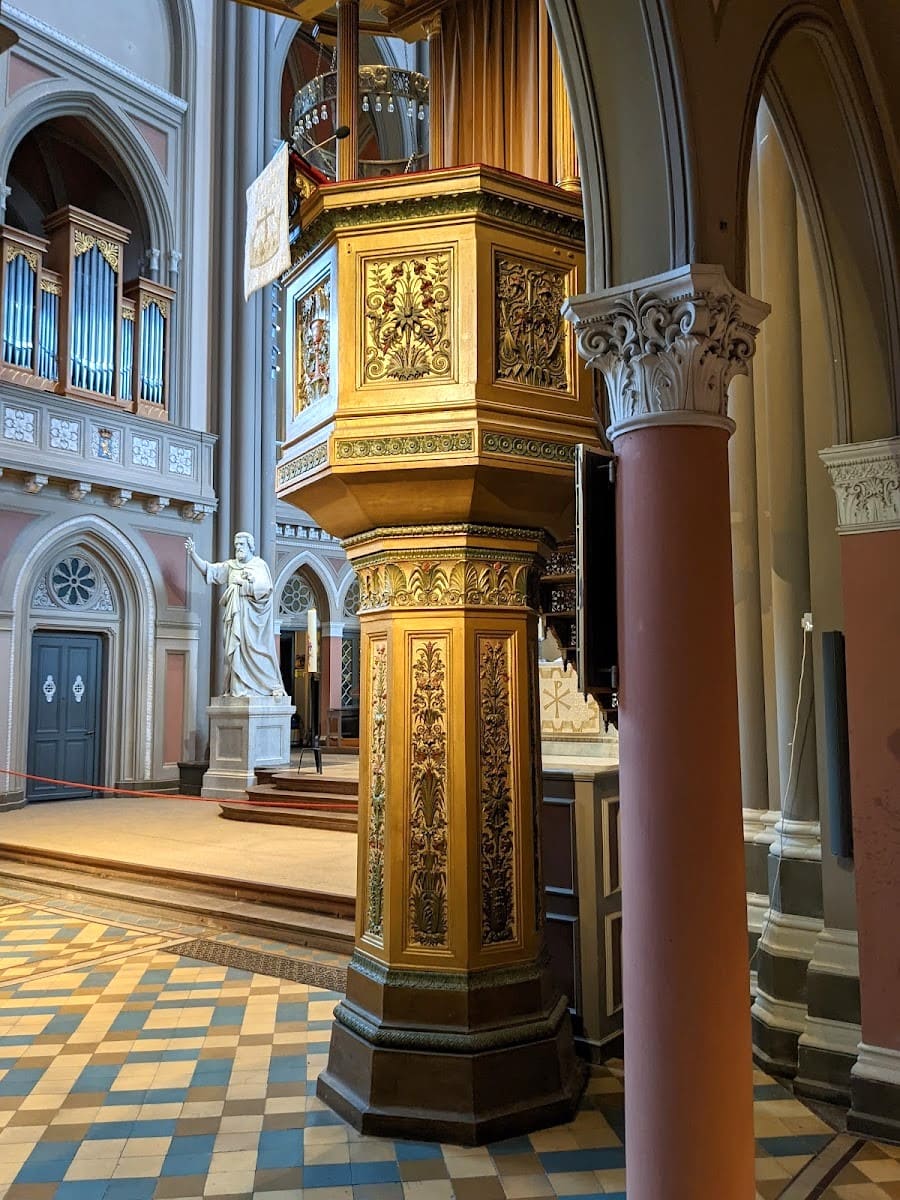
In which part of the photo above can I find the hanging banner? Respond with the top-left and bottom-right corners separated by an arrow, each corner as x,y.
244,141 -> 290,299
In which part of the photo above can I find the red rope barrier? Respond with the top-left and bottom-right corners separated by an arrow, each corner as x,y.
0,768 -> 356,811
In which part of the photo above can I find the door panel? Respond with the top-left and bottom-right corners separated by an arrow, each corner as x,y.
27,632 -> 103,801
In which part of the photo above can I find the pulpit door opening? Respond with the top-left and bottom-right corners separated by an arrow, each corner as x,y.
26,631 -> 105,801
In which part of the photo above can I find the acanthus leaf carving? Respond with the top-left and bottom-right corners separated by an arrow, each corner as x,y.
821,438 -> 900,532
563,265 -> 769,436
365,639 -> 388,940
407,638 -> 449,949
478,636 -> 516,946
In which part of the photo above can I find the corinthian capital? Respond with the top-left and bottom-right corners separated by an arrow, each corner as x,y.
562,264 -> 770,439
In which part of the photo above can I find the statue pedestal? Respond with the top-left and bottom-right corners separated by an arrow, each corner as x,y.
201,695 -> 294,800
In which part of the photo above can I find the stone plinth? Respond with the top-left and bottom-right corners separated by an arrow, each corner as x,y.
201,695 -> 294,800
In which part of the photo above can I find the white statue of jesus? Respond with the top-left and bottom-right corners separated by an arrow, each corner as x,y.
186,531 -> 286,699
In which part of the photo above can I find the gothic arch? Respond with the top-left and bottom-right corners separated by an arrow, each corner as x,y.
0,86 -> 174,253
546,0 -> 692,286
4,515 -> 157,793
274,553 -> 336,626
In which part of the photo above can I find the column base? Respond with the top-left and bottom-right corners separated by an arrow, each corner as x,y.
849,1045 -> 900,1142
316,951 -> 586,1145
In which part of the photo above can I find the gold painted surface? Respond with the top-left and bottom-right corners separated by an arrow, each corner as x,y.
495,254 -> 570,391
478,634 -> 517,946
295,276 -> 331,415
362,249 -> 453,384
406,636 -> 449,950
355,548 -> 534,612
364,637 -> 388,942
73,230 -> 120,271
5,245 -> 38,271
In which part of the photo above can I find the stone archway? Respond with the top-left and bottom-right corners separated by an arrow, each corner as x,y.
5,516 -> 156,798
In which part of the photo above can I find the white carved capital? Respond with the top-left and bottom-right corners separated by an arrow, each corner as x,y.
562,264 -> 770,439
820,437 -> 900,534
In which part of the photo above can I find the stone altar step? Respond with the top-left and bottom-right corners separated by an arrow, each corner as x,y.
228,769 -> 359,833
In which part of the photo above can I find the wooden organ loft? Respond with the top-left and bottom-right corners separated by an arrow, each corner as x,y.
0,207 -> 174,420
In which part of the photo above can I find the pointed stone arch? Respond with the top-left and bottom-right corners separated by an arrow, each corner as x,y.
4,515 -> 157,794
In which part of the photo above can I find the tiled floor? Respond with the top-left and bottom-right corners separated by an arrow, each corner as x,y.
0,890 -> 894,1199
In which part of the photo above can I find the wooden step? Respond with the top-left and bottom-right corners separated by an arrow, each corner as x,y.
266,772 -> 359,798
0,844 -> 355,955
220,803 -> 357,834
243,786 -> 357,811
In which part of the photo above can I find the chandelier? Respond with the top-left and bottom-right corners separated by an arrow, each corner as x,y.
290,65 -> 430,179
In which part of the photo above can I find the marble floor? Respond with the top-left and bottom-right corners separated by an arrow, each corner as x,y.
0,885 -> 894,1199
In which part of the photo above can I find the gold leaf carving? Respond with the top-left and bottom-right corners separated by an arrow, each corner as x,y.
73,230 -> 120,271
408,638 -> 448,948
5,246 -> 38,271
365,638 -> 388,941
363,251 -> 452,383
479,636 -> 516,946
355,549 -> 534,613
141,295 -> 170,318
295,277 -> 330,414
495,255 -> 569,391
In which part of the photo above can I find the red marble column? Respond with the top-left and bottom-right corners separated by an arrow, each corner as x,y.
822,439 -> 900,1138
616,423 -> 756,1197
566,265 -> 769,1200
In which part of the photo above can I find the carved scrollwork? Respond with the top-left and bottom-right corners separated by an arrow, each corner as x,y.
354,549 -> 535,612
295,277 -> 331,414
821,439 -> 900,531
73,230 -> 120,272
495,256 -> 569,391
564,267 -> 768,435
5,245 -> 38,271
363,252 -> 452,383
479,637 -> 516,946
365,639 -> 388,940
407,638 -> 449,948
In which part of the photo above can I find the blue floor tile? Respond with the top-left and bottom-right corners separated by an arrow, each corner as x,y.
757,1134 -> 833,1157
303,1163 -> 353,1188
160,1152 -> 214,1177
393,1141 -> 443,1161
538,1147 -> 627,1172
54,1181 -> 109,1200
104,1179 -> 156,1199
350,1160 -> 401,1184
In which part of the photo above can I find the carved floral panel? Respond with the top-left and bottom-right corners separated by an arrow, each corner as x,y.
495,255 -> 570,392
478,635 -> 517,946
362,250 -> 453,385
295,276 -> 331,415
365,638 -> 388,941
407,637 -> 449,949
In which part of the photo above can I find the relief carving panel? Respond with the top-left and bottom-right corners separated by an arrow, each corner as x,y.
365,638 -> 388,941
495,255 -> 570,392
478,636 -> 517,946
407,637 -> 449,949
295,276 -> 331,414
363,250 -> 453,384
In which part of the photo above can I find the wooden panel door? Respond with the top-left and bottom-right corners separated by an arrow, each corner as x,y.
27,632 -> 103,801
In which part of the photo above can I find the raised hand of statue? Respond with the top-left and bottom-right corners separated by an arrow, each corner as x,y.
185,536 -> 195,554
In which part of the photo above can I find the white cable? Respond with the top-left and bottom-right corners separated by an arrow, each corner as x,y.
750,625 -> 809,971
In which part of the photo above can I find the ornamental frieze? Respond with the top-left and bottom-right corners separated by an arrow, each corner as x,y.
478,636 -> 517,946
481,432 -> 575,464
495,256 -> 570,392
335,431 -> 472,460
295,276 -> 331,414
407,638 -> 449,948
73,230 -> 120,272
354,549 -> 535,612
275,442 -> 328,489
365,638 -> 388,941
363,251 -> 453,384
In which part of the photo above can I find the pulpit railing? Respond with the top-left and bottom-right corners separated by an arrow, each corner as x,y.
0,208 -> 174,420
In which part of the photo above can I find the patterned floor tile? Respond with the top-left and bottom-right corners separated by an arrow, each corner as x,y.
0,889 -> 894,1200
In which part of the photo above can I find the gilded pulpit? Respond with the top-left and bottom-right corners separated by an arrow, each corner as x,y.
277,166 -> 597,1140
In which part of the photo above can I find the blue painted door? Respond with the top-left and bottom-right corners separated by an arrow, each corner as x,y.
27,632 -> 103,801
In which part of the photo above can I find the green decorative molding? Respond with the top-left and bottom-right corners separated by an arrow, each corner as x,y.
293,190 -> 585,266
481,432 -> 576,464
276,441 -> 328,489
335,431 -> 473,461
